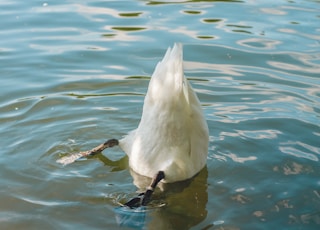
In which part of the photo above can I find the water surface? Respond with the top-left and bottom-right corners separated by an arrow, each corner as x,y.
1,0 -> 319,229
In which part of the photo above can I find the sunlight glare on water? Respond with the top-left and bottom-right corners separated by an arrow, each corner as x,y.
0,0 -> 319,229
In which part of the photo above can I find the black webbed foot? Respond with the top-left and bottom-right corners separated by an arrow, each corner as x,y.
124,193 -> 144,208
124,171 -> 165,208
103,139 -> 119,148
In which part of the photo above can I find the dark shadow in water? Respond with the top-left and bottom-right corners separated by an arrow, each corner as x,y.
146,0 -> 244,5
118,12 -> 143,17
94,153 -> 208,229
147,167 -> 208,229
124,167 -> 208,228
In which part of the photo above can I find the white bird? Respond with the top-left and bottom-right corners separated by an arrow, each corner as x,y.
57,43 -> 209,207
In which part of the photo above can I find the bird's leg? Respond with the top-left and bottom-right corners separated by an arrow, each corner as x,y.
142,171 -> 165,205
56,139 -> 119,165
125,171 -> 165,208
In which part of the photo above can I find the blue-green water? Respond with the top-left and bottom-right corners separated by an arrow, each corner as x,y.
1,0 -> 319,229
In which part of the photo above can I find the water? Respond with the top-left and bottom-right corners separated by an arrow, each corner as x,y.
1,0 -> 319,229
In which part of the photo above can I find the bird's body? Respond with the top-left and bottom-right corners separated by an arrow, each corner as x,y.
119,43 -> 209,183
57,43 -> 209,206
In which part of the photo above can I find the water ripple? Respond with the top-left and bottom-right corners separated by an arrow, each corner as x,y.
1,0 -> 320,229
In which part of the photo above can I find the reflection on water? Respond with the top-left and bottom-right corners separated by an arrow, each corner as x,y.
98,152 -> 209,229
114,167 -> 208,229
1,0 -> 320,229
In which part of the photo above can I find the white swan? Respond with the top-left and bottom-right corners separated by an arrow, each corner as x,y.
57,43 -> 209,207
120,43 -> 209,183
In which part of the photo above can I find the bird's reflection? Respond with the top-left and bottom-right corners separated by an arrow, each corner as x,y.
151,167 -> 208,229
96,152 -> 128,172
98,152 -> 208,229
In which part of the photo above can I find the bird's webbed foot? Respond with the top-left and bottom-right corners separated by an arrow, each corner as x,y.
124,171 -> 165,208
56,139 -> 119,166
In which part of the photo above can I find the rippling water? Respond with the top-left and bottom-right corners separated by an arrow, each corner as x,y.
1,0 -> 319,229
